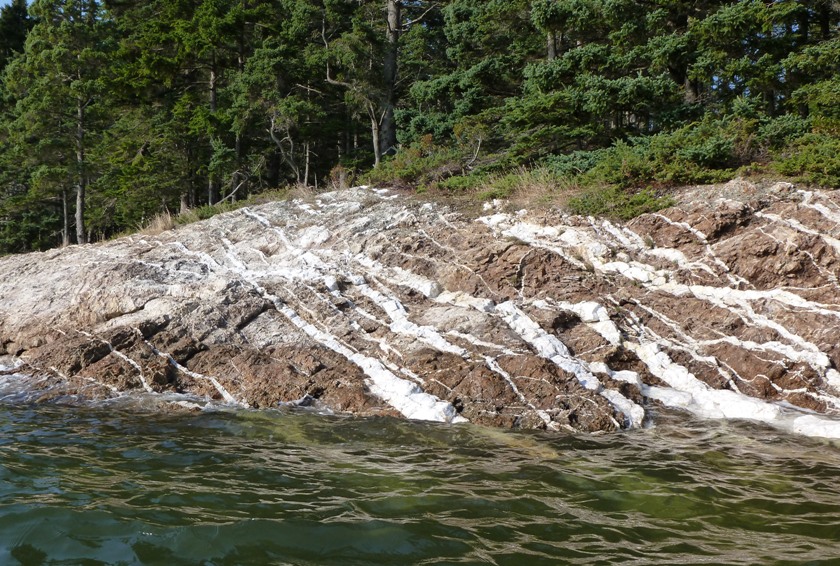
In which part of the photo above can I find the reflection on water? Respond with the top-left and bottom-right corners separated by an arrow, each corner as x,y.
1,401 -> 839,565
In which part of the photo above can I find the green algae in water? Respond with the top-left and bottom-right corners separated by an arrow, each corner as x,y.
2,405 -> 840,565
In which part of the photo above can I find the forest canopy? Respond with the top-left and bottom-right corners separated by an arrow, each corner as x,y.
0,0 -> 838,253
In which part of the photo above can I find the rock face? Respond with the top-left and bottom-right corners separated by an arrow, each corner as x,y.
3,181 -> 840,436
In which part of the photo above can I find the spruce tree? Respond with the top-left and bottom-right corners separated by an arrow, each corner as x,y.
0,0 -> 33,73
3,0 -> 113,245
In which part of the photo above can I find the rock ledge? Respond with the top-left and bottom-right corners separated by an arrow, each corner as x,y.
2,182 -> 840,436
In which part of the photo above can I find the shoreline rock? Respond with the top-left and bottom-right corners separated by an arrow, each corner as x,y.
2,182 -> 840,436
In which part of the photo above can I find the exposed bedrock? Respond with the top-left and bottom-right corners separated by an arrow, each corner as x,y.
3,180 -> 840,436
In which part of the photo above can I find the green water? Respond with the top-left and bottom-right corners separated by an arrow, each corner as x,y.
1,402 -> 840,566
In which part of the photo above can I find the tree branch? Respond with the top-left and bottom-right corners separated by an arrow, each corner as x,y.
402,2 -> 439,30
322,16 -> 353,89
465,137 -> 482,169
295,83 -> 326,96
220,174 -> 248,203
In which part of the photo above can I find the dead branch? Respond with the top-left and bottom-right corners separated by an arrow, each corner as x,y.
402,2 -> 439,30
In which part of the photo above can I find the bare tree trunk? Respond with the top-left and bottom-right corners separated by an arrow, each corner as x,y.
235,31 -> 248,201
61,188 -> 70,247
547,31 -> 557,61
184,144 -> 197,209
234,134 -> 245,200
269,115 -> 301,182
207,59 -> 219,205
75,185 -> 85,244
684,77 -> 700,104
380,0 -> 400,157
75,98 -> 87,245
369,105 -> 382,168
304,142 -> 311,186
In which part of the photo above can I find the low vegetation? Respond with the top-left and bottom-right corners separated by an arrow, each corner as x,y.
0,0 -> 838,252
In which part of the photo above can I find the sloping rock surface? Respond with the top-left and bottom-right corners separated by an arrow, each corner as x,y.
3,181 -> 840,436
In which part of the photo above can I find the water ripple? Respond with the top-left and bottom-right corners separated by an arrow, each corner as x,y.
2,404 -> 840,564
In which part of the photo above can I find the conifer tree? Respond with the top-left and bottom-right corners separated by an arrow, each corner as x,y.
3,0 -> 113,245
0,0 -> 33,73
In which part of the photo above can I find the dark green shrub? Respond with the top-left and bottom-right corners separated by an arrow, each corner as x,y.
363,136 -> 463,187
757,115 -> 812,149
775,133 -> 840,187
581,140 -> 656,188
436,174 -> 488,192
675,135 -> 734,168
543,149 -> 610,177
576,118 -> 752,187
646,117 -> 744,173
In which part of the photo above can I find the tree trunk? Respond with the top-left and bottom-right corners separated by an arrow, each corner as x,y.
370,106 -> 382,168
234,133 -> 246,200
75,98 -> 87,245
235,24 -> 248,201
75,184 -> 85,245
304,142 -> 311,186
380,0 -> 400,157
61,188 -> 70,247
269,115 -> 301,182
817,1 -> 832,39
547,31 -> 558,61
207,59 -> 219,205
684,76 -> 701,104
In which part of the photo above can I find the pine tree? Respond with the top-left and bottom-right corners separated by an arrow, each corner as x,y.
3,0 -> 114,245
0,0 -> 33,73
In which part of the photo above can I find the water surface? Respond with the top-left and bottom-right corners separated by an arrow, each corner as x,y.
1,399 -> 839,565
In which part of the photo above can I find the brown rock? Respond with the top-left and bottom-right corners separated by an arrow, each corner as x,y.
2,185 -> 839,435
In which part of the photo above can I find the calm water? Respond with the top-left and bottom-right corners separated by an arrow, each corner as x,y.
1,398 -> 840,565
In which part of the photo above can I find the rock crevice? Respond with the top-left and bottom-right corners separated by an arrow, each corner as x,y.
2,181 -> 840,436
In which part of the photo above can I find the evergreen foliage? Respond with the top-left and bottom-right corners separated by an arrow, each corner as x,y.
0,0 -> 32,72
0,0 -> 838,252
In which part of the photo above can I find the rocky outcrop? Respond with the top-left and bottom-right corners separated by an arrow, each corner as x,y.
2,180 -> 840,436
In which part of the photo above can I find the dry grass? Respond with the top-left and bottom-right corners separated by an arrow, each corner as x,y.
138,210 -> 175,235
472,167 -> 582,210
240,187 -> 291,206
255,242 -> 279,257
172,184 -> 319,228
507,169 -> 582,210
328,164 -> 353,191
287,182 -> 317,201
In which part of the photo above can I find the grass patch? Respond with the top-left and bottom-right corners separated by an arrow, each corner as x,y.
175,187 -> 295,227
175,201 -> 242,226
138,209 -> 175,235
119,184 -> 321,240
431,166 -> 579,208
567,186 -> 675,220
